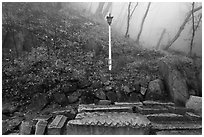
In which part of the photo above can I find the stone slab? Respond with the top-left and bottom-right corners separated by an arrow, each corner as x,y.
78,104 -> 133,113
156,129 -> 202,135
143,100 -> 175,106
151,121 -> 202,130
67,112 -> 151,135
186,96 -> 202,115
48,115 -> 67,135
19,121 -> 33,135
133,105 -> 169,114
146,113 -> 185,122
35,120 -> 48,135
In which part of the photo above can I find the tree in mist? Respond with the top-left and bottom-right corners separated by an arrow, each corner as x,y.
136,2 -> 151,44
102,2 -> 112,17
164,4 -> 202,50
155,29 -> 166,50
125,2 -> 138,38
95,2 -> 105,18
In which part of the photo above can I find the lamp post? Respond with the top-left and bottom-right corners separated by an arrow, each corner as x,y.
106,13 -> 113,71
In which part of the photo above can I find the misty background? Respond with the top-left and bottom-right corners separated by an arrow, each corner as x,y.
75,2 -> 202,56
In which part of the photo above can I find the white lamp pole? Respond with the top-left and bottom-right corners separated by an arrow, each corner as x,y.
106,13 -> 113,71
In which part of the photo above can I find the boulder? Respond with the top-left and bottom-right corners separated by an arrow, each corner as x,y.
159,56 -> 191,106
122,85 -> 131,94
186,96 -> 202,115
80,91 -> 96,104
129,93 -> 142,102
77,79 -> 92,89
54,92 -> 67,105
116,90 -> 128,102
29,93 -> 48,111
146,79 -> 165,100
67,90 -> 82,103
106,91 -> 118,103
62,83 -> 77,94
95,89 -> 106,100
132,82 -> 141,93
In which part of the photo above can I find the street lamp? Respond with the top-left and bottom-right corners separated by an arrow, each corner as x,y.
106,13 -> 113,71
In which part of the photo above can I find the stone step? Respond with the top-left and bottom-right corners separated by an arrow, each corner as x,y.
19,121 -> 33,135
151,121 -> 202,131
133,105 -> 169,115
146,113 -> 188,122
78,104 -> 133,113
67,112 -> 151,135
156,129 -> 202,135
48,115 -> 67,135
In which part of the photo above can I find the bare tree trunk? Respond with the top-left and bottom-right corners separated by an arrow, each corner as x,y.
95,2 -> 105,17
88,3 -> 92,13
164,5 -> 202,50
125,2 -> 138,38
189,2 -> 195,56
102,2 -> 112,16
125,2 -> 131,38
156,29 -> 166,50
136,2 -> 151,44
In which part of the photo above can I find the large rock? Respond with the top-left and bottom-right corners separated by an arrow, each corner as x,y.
29,93 -> 48,111
129,93 -> 142,102
95,89 -> 106,100
159,56 -> 192,106
62,83 -> 77,94
186,96 -> 202,115
146,79 -> 165,100
53,92 -> 67,105
67,90 -> 82,103
106,91 -> 118,103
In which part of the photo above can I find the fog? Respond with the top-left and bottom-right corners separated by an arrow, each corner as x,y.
79,2 -> 202,56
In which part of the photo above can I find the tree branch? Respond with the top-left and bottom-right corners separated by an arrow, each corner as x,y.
164,5 -> 202,50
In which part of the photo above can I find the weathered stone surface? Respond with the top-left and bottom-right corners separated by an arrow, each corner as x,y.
159,56 -> 191,106
35,120 -> 48,135
67,112 -> 151,135
151,121 -> 202,130
166,105 -> 194,115
143,100 -> 175,106
20,121 -> 33,135
53,92 -> 67,105
156,130 -> 202,135
48,115 -> 67,135
140,87 -> 147,96
97,100 -> 111,105
186,96 -> 202,115
95,89 -> 106,100
78,104 -> 133,113
146,79 -> 165,100
133,105 -> 169,115
29,93 -> 48,111
52,108 -> 77,120
146,113 -> 185,121
2,118 -> 22,135
106,91 -> 117,103
67,90 -> 82,103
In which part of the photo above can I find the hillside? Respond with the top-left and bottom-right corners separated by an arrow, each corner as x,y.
2,3 -> 202,135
